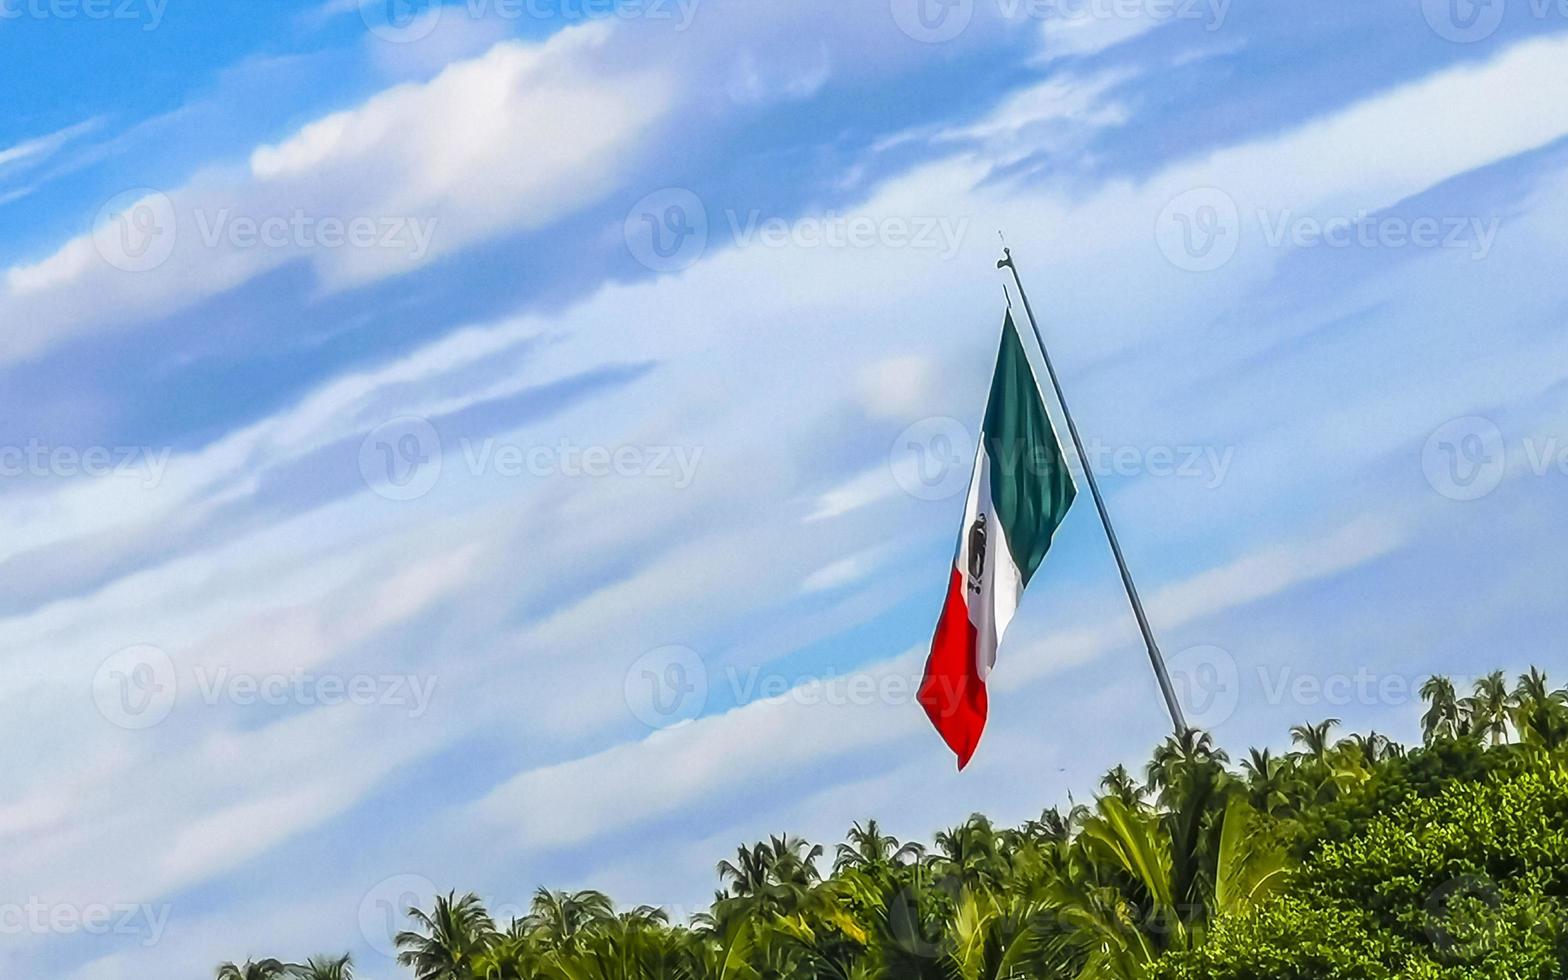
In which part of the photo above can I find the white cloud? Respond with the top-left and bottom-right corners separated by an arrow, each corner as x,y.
1035,9 -> 1170,59
465,511 -> 1400,851
465,650 -> 927,849
0,25 -> 672,362
0,118 -> 101,175
801,546 -> 888,594
996,515 -> 1407,693
856,354 -> 936,419
725,43 -> 834,105
806,464 -> 904,523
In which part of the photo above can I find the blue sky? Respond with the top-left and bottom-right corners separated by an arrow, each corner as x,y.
4,0 -> 1568,975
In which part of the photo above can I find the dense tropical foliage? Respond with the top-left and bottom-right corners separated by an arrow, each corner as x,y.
219,668 -> 1568,979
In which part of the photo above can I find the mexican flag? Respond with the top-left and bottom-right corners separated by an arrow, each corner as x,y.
918,312 -> 1077,770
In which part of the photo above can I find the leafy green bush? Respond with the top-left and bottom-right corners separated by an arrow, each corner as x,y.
1156,764 -> 1568,980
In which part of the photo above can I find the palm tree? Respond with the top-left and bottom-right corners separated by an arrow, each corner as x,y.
1052,792 -> 1290,976
471,919 -> 542,980
716,834 -> 827,924
545,907 -> 691,980
395,891 -> 497,980
1521,704 -> 1568,750
1240,747 -> 1272,781
288,956 -> 352,980
1019,806 -> 1075,844
1463,671 -> 1512,745
723,835 -> 824,893
1145,728 -> 1229,804
1074,795 -> 1186,950
1240,748 -> 1290,815
928,815 -> 1008,891
1289,718 -> 1340,763
834,819 -> 921,877
1099,764 -> 1143,809
1420,675 -> 1461,742
1514,667 -> 1555,706
943,888 -> 1051,980
520,888 -> 614,954
761,834 -> 825,891
1512,668 -> 1568,750
216,961 -> 290,980
1211,795 -> 1293,915
688,916 -> 762,980
716,842 -> 772,899
1338,731 -> 1391,766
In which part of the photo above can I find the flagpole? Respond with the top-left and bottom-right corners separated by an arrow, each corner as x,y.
997,246 -> 1189,735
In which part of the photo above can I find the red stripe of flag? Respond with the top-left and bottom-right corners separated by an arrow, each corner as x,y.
917,568 -> 987,770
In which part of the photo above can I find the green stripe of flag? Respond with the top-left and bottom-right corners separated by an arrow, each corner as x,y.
982,312 -> 1077,587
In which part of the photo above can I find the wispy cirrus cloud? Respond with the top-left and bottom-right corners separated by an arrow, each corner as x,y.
0,117 -> 101,175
